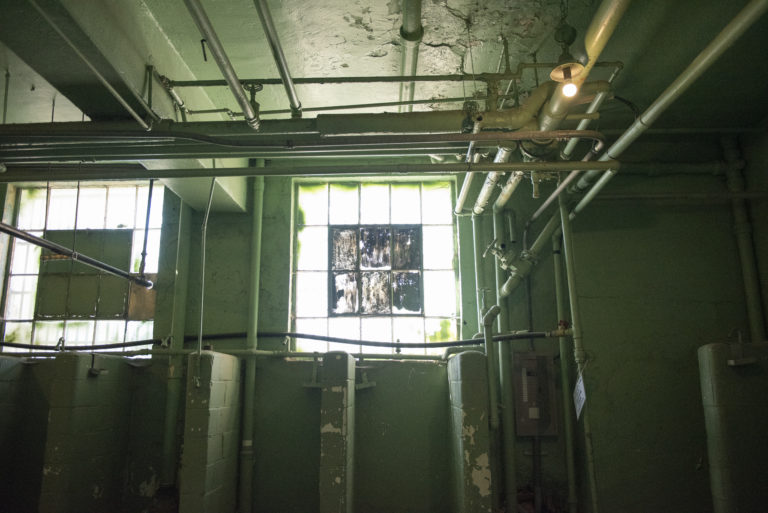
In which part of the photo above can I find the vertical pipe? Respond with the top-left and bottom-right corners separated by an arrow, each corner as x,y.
184,0 -> 260,129
454,128 -> 482,215
239,171 -> 265,513
552,235 -> 578,513
483,305 -> 501,431
472,214 -> 488,334
139,179 -> 155,278
493,210 -> 518,511
2,69 -> 9,124
253,0 -> 302,117
398,0 -> 423,113
721,137 -> 766,343
558,194 -> 599,513
473,147 -> 514,215
197,178 -> 216,358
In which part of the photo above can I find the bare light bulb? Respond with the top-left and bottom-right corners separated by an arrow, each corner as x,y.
563,82 -> 578,98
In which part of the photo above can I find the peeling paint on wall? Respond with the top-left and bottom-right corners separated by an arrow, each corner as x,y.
471,452 -> 491,497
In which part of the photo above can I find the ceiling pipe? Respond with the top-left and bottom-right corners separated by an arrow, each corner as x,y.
183,0 -> 260,130
399,0 -> 424,113
473,147 -> 514,215
0,160 -> 619,182
253,0 -> 302,117
538,0 -> 631,132
570,0 -> 768,214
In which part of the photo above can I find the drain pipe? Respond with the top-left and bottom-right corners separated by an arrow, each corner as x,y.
398,0 -> 424,113
472,214 -> 489,334
558,193 -> 599,513
239,174 -> 265,513
483,305 -> 502,431
552,235 -> 578,513
493,210 -> 519,510
183,0 -> 260,129
253,0 -> 302,117
571,0 -> 768,205
473,147 -> 514,215
722,137 -> 766,343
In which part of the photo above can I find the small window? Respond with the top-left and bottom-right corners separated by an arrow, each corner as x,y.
1,183 -> 163,352
293,181 -> 458,356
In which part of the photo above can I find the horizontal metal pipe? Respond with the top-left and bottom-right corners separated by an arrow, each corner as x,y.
0,160 -> 618,182
253,0 -> 302,117
0,222 -> 153,288
184,0 -> 260,129
167,61 -> 625,87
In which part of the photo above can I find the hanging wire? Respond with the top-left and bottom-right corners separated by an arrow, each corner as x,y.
194,169 -> 217,386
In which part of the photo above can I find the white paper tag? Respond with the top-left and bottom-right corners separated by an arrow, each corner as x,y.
573,372 -> 586,420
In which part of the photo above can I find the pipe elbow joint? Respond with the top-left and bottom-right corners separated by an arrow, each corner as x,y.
482,305 -> 501,327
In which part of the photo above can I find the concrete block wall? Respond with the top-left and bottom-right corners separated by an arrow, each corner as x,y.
37,353 -> 133,513
180,351 -> 241,513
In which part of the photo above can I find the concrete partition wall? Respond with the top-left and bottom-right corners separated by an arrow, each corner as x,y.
179,351 -> 241,513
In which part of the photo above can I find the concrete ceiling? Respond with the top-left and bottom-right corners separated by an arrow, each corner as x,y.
0,0 -> 767,209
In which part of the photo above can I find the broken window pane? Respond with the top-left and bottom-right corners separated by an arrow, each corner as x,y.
333,272 -> 358,314
361,271 -> 391,314
360,228 -> 390,269
332,229 -> 358,270
392,271 -> 421,313
393,228 -> 421,270
329,183 -> 359,224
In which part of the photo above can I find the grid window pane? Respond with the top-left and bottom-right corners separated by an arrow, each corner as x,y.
360,227 -> 390,270
298,184 -> 328,225
17,189 -> 47,230
296,272 -> 327,317
423,271 -> 456,316
106,187 -> 137,229
361,271 -> 391,314
425,317 -> 457,355
393,317 -> 425,355
329,184 -> 359,224
131,229 -> 162,273
422,183 -> 453,224
95,320 -> 126,343
136,185 -> 165,230
3,322 -> 33,352
6,275 -> 38,319
297,226 -> 328,271
295,318 -> 328,353
331,229 -> 358,270
126,320 -> 153,341
47,189 -> 78,229
328,317 -> 360,353
360,184 -> 389,224
423,226 -> 454,270
76,188 -> 107,229
391,184 -> 421,224
361,317 -> 392,354
10,237 -> 42,275
65,320 -> 95,345
34,321 -> 65,344
332,272 -> 358,314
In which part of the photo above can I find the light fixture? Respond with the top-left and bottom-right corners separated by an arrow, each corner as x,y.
563,81 -> 578,98
549,15 -> 583,97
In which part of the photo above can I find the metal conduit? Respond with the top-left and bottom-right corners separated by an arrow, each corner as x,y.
253,0 -> 302,117
571,0 -> 768,202
0,222 -> 153,288
183,0 -> 260,129
399,0 -> 424,113
473,147 -> 514,215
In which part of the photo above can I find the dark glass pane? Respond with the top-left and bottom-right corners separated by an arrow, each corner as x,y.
393,227 -> 421,269
332,229 -> 358,270
361,271 -> 391,314
332,272 -> 358,314
392,271 -> 421,313
360,228 -> 391,269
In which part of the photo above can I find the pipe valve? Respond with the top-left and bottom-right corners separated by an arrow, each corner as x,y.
483,237 -> 517,271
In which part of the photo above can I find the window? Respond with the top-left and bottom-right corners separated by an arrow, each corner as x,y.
1,183 -> 163,352
293,181 -> 458,355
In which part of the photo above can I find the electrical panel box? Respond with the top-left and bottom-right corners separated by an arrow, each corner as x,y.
513,352 -> 558,437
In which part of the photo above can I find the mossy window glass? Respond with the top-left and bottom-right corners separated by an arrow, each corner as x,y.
294,181 -> 457,356
1,184 -> 162,352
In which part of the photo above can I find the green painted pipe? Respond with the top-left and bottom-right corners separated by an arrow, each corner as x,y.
552,236 -> 578,513
558,194 -> 599,513
239,173 -> 265,513
493,211 -> 518,510
483,305 -> 502,431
